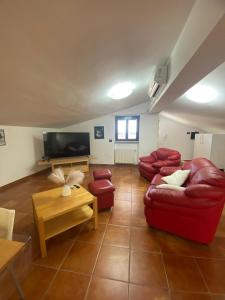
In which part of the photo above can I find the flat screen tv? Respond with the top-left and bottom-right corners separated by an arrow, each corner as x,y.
43,132 -> 90,158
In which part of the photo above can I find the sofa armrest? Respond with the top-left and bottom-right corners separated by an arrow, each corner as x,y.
139,155 -> 155,163
184,184 -> 225,200
160,166 -> 182,176
149,188 -> 187,205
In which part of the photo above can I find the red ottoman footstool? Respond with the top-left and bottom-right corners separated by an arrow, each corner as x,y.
93,169 -> 112,181
88,179 -> 115,211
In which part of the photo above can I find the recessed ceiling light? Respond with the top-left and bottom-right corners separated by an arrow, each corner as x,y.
185,85 -> 217,103
108,82 -> 135,99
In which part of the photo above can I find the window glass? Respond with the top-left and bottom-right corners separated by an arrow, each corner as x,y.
115,116 -> 139,141
117,119 -> 126,139
128,119 -> 137,139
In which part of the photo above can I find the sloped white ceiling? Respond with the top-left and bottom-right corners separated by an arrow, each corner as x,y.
0,0 -> 194,127
162,63 -> 225,132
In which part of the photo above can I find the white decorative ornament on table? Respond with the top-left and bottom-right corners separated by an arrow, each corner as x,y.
48,168 -> 85,197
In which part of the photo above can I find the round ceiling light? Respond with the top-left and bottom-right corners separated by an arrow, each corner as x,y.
185,85 -> 217,103
108,82 -> 135,99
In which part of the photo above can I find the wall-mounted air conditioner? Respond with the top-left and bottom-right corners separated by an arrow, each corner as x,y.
148,64 -> 168,99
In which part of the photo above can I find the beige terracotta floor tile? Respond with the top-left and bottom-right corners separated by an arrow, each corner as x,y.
188,237 -> 225,259
115,192 -> 131,202
44,270 -> 89,300
103,225 -> 130,247
170,292 -> 211,300
164,255 -> 208,292
62,241 -> 100,274
116,185 -> 132,193
109,210 -> 131,226
98,209 -> 111,224
86,276 -> 128,300
9,265 -> 56,300
34,237 -> 74,269
113,200 -> 131,211
211,295 -> 225,300
130,227 -> 161,252
157,232 -> 193,256
129,284 -> 170,300
94,245 -> 129,282
76,222 -> 106,243
130,250 -> 167,288
130,212 -> 147,227
197,259 -> 225,294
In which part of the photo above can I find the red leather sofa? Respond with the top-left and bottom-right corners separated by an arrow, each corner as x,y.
139,148 -> 181,181
144,158 -> 225,244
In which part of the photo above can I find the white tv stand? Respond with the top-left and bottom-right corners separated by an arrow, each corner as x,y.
38,156 -> 90,175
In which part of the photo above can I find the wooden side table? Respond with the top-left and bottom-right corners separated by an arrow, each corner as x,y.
32,186 -> 98,257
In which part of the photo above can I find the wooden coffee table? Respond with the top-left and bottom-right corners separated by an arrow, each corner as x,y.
32,186 -> 98,257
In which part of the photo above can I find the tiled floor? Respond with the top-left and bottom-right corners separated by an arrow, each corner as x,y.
1,165 -> 225,300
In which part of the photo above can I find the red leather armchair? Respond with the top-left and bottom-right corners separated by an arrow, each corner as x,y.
139,148 -> 181,181
144,158 -> 225,244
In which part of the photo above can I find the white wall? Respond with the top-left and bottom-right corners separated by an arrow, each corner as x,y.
0,103 -> 204,186
0,125 -> 55,187
158,116 -> 202,160
194,134 -> 225,169
62,102 -> 159,164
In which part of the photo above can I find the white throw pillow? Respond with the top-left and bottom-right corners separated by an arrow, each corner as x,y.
162,170 -> 190,186
157,184 -> 185,191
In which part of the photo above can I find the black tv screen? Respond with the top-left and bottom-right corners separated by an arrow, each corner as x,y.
43,132 -> 90,158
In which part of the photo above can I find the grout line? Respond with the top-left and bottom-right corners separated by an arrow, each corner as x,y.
161,254 -> 172,299
59,268 -> 91,277
32,262 -> 58,271
149,251 -> 225,261
168,289 -> 214,295
39,224 -> 85,300
155,224 -> 172,298
83,210 -> 111,300
193,257 -> 211,294
128,198 -> 132,299
40,240 -> 75,300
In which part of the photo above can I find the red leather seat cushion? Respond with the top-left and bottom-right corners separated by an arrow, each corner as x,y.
139,162 -> 157,173
88,179 -> 115,195
93,169 -> 112,180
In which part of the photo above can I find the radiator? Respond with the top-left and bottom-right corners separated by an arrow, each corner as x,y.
114,149 -> 137,164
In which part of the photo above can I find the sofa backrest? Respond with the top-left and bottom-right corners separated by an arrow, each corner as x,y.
190,166 -> 225,187
183,157 -> 216,180
156,148 -> 180,161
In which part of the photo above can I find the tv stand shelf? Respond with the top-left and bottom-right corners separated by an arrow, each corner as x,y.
38,156 -> 89,174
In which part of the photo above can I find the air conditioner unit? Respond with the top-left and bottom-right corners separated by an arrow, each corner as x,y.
148,64 -> 168,99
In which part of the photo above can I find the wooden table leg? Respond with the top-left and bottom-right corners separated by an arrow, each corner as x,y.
93,197 -> 98,230
37,219 -> 47,258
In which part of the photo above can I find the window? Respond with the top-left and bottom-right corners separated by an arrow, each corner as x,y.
115,116 -> 140,142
